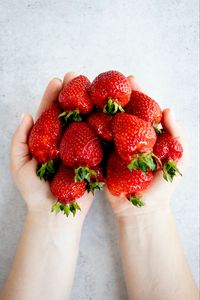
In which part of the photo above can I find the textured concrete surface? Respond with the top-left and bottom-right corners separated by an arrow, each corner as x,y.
0,0 -> 199,299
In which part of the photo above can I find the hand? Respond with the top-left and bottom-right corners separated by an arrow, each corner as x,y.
106,75 -> 189,217
10,72 -> 94,221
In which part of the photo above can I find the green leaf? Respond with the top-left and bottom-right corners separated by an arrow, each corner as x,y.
51,202 -> 61,214
64,205 -> 70,217
69,203 -> 76,217
103,98 -> 124,115
163,159 -> 182,182
51,202 -> 81,217
128,153 -> 158,174
87,181 -> 105,194
36,160 -> 55,180
74,167 -> 96,183
129,196 -> 145,207
58,110 -> 82,125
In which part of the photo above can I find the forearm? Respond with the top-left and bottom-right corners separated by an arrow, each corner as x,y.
116,208 -> 199,300
1,209 -> 83,300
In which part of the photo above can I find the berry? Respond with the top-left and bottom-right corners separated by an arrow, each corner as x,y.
107,151 -> 153,207
59,75 -> 93,123
112,112 -> 157,161
50,164 -> 86,217
28,102 -> 62,179
153,132 -> 183,181
87,112 -> 113,141
90,70 -> 131,114
124,90 -> 162,126
60,122 -> 103,167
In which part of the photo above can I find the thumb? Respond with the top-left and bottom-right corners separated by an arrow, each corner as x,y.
10,113 -> 34,174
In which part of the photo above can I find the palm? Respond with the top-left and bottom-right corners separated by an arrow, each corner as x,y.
106,76 -> 188,217
10,74 -> 94,217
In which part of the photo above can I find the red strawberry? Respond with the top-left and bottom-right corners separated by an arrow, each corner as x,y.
153,132 -> 183,181
112,113 -> 157,173
87,112 -> 113,141
90,70 -> 131,114
50,164 -> 86,217
124,91 -> 162,126
107,151 -> 153,207
60,122 -> 103,167
28,102 -> 62,179
60,122 -> 103,191
59,75 -> 93,123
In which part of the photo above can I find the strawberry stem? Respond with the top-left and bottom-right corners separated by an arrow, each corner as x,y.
86,181 -> 105,194
103,98 -> 124,115
74,166 -> 105,193
163,159 -> 182,182
36,160 -> 55,180
129,196 -> 145,207
74,167 -> 97,182
128,153 -> 159,174
51,201 -> 81,217
58,110 -> 82,124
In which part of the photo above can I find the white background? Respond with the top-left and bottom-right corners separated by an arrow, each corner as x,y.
0,1 -> 199,299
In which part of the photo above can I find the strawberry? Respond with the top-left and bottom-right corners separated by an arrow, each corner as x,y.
87,112 -> 113,141
153,132 -> 183,182
59,75 -> 93,123
28,102 -> 62,179
50,164 -> 86,217
112,113 -> 158,173
60,122 -> 104,191
90,70 -> 131,114
107,151 -> 153,207
124,91 -> 162,126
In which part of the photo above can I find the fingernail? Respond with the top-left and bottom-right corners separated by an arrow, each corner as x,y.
20,113 -> 25,123
53,77 -> 62,83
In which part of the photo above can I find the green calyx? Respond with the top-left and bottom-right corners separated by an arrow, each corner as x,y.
86,181 -> 105,194
51,201 -> 81,217
103,98 -> 124,115
58,110 -> 82,124
74,166 -> 105,193
163,159 -> 182,182
74,167 -> 97,182
129,196 -> 145,207
153,121 -> 164,135
36,160 -> 55,180
128,153 -> 160,174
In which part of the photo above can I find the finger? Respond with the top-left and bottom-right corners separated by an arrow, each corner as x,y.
127,75 -> 143,92
63,72 -> 77,87
162,108 -> 186,146
162,108 -> 189,169
35,78 -> 62,121
10,113 -> 34,172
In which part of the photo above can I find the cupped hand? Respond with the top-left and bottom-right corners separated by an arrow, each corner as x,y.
10,73 -> 93,219
106,76 -> 189,217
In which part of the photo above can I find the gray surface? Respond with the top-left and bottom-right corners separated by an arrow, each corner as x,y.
0,0 -> 199,299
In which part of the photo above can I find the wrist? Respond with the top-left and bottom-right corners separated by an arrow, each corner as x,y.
116,205 -> 172,229
25,209 -> 84,248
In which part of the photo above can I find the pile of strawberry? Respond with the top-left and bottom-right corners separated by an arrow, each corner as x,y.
28,71 -> 183,216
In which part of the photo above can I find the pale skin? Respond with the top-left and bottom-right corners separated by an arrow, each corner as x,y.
0,73 -> 199,300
